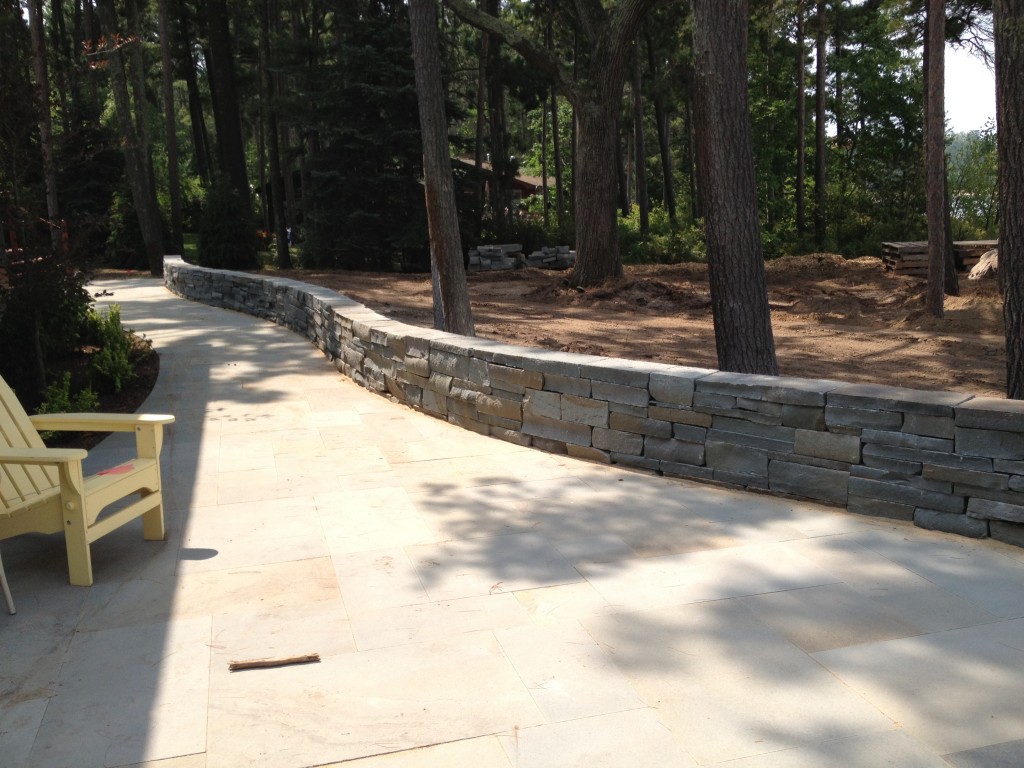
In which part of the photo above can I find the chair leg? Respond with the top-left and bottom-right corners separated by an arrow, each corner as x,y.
0,547 -> 15,615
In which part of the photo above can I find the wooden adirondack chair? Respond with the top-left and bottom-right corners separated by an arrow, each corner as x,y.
0,375 -> 174,588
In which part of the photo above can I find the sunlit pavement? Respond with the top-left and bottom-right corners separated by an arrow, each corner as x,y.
3,276 -> 1024,768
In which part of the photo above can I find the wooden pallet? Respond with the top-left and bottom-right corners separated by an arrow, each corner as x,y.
881,240 -> 996,276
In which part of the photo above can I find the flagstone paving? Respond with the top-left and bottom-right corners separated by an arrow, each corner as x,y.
2,277 -> 1024,767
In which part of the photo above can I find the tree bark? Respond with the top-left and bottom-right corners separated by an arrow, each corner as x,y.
925,0 -> 946,318
645,28 -> 675,222
178,0 -> 211,184
692,0 -> 778,375
814,0 -> 827,249
795,0 -> 806,235
409,0 -> 474,336
632,35 -> 649,236
260,0 -> 291,268
995,0 -> 1024,398
205,0 -> 249,203
95,0 -> 165,275
158,0 -> 183,253
27,0 -> 60,253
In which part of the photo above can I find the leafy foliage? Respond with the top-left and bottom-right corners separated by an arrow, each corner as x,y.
84,304 -> 135,394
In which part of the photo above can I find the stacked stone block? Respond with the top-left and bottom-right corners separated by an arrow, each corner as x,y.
163,257 -> 1024,548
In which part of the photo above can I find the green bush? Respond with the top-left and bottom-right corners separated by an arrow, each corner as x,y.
36,372 -> 101,415
86,304 -> 135,394
618,205 -> 707,264
34,372 -> 100,441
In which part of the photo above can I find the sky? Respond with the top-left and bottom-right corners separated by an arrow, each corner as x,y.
945,43 -> 996,133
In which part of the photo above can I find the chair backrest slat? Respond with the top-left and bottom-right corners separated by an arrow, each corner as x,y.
0,376 -> 59,512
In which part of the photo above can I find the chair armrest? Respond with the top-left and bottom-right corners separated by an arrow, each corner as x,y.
30,413 -> 175,433
0,446 -> 88,465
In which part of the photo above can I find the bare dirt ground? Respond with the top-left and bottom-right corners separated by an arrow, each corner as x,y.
274,253 -> 1006,398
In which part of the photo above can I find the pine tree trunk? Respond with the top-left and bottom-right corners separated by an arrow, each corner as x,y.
95,0 -> 165,275
179,0 -> 212,184
646,30 -> 675,223
260,0 -> 291,269
814,0 -> 827,249
206,0 -> 250,202
632,36 -> 648,237
551,89 -> 564,224
795,0 -> 806,235
692,0 -> 778,375
27,0 -> 60,253
925,0 -> 946,318
995,0 -> 1024,398
158,0 -> 183,253
572,100 -> 624,286
409,0 -> 474,336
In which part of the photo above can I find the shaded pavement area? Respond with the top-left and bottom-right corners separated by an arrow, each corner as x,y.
2,277 -> 1024,767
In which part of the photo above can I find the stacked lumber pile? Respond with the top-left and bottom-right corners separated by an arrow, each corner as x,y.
882,240 -> 997,277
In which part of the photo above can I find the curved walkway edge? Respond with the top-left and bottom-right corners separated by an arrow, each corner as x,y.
165,257 -> 1024,548
4,275 -> 1024,768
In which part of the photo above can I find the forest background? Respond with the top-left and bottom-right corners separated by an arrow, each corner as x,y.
0,0 -> 1004,409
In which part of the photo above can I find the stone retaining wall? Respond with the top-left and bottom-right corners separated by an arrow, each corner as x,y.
164,257 -> 1024,547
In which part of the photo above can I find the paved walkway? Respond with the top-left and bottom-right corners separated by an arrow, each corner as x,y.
3,277 -> 1024,768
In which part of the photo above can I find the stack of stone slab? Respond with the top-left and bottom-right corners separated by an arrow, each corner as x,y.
165,256 -> 1024,549
467,244 -> 522,271
523,246 -> 576,270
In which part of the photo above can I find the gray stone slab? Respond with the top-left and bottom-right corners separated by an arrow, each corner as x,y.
769,460 -> 849,505
560,395 -> 609,428
696,371 -> 842,406
825,405 -> 902,431
645,437 -> 705,466
864,441 -> 992,471
967,497 -> 1024,523
649,367 -> 715,406
955,397 -> 1024,431
781,404 -> 827,431
608,412 -> 672,438
795,430 -> 861,463
648,405 -> 713,427
737,397 -> 784,419
848,476 -> 965,514
997,458 -> 1024,475
477,394 -> 523,422
922,464 -> 1009,490
706,428 -> 793,453
861,428 -> 954,452
848,494 -> 915,520
711,416 -> 797,442
693,391 -> 737,410
862,451 -> 923,477
989,521 -> 1024,547
522,412 -> 592,447
956,427 -> 1024,460
487,363 -> 543,394
828,383 -> 973,415
579,357 -> 662,387
523,389 -> 561,420
592,427 -> 643,455
543,372 -> 591,397
673,423 -> 708,443
705,440 -> 769,476
660,461 -> 716,481
591,380 -> 649,408
713,468 -> 771,489
914,508 -> 989,538
903,412 -> 956,439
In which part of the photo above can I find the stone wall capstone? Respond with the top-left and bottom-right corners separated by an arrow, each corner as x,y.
163,257 -> 1024,548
